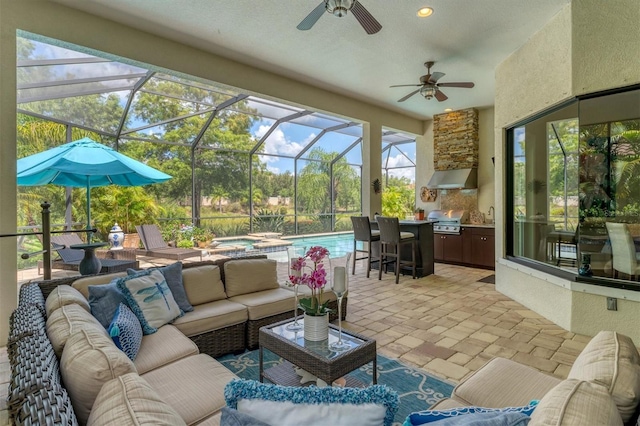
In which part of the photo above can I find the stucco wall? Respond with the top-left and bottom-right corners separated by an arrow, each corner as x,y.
495,1 -> 640,342
477,107 -> 495,218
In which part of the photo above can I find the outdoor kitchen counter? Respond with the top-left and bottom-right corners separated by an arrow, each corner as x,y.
461,224 -> 495,228
370,219 -> 436,278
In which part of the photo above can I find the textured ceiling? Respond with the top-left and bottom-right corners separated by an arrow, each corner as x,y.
51,0 -> 570,120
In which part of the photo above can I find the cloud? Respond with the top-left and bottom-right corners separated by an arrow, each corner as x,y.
253,125 -> 316,161
385,153 -> 416,181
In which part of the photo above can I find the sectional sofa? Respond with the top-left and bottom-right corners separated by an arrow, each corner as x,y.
6,256 -> 346,425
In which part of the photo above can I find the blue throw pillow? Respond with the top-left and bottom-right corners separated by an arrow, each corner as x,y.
108,303 -> 143,361
427,412 -> 530,425
127,262 -> 193,312
220,407 -> 270,426
403,402 -> 539,426
88,279 -> 127,329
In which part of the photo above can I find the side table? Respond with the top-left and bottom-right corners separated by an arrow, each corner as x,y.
70,242 -> 108,275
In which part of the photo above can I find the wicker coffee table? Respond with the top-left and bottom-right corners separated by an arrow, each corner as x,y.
259,318 -> 377,387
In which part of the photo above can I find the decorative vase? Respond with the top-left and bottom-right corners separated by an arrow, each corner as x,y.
303,313 -> 329,341
108,222 -> 125,250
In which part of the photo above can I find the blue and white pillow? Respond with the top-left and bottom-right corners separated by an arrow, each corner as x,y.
225,379 -> 399,426
127,262 -> 193,312
116,269 -> 182,335
403,401 -> 539,426
108,303 -> 143,361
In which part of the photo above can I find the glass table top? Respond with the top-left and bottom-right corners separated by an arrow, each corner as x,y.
269,319 -> 367,360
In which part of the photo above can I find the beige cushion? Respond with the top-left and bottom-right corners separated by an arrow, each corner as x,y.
529,379 -> 623,426
568,330 -> 640,422
45,284 -> 90,316
87,373 -> 186,426
453,357 -> 561,407
134,324 -> 199,375
72,272 -> 127,299
194,411 -> 222,425
142,354 -> 236,425
172,299 -> 247,337
60,328 -> 137,424
428,398 -> 471,410
46,303 -> 108,358
224,259 -> 279,297
182,265 -> 226,305
228,288 -> 294,320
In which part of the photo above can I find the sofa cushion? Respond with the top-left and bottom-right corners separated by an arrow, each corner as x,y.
128,261 -> 193,312
404,402 -> 539,426
568,330 -> 640,422
529,379 -> 622,426
220,407 -> 270,426
142,353 -> 237,425
182,265 -> 226,305
72,272 -> 127,299
224,259 -> 279,297
108,303 -> 143,361
46,303 -> 108,358
227,288 -> 295,320
452,357 -> 561,408
172,299 -> 248,337
87,373 -> 186,426
88,279 -> 127,329
117,269 -> 183,335
45,284 -> 90,317
60,328 -> 137,424
134,324 -> 199,375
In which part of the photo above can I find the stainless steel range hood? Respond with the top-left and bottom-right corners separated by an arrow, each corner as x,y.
427,168 -> 477,189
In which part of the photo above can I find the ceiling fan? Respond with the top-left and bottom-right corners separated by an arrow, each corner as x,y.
297,0 -> 382,35
390,61 -> 475,102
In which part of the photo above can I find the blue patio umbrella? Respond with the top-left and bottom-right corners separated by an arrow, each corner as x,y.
17,137 -> 171,232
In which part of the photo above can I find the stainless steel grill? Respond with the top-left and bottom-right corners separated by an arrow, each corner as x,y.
427,209 -> 469,234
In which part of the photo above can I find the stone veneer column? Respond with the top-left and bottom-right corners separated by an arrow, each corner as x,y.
433,108 -> 478,171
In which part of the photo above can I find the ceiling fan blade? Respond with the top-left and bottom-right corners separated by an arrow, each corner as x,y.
434,89 -> 448,102
297,2 -> 326,31
437,82 -> 475,88
351,1 -> 382,34
398,89 -> 420,102
390,84 -> 421,88
427,72 -> 445,84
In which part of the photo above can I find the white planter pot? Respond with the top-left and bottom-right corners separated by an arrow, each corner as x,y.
303,313 -> 329,341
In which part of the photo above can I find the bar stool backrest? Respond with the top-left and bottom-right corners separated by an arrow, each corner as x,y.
376,216 -> 401,244
351,216 -> 375,242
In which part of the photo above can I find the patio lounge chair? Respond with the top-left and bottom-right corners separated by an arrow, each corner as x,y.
135,224 -> 203,261
38,233 -> 139,275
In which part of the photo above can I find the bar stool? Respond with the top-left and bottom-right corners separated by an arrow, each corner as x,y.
376,216 -> 416,284
350,216 -> 380,278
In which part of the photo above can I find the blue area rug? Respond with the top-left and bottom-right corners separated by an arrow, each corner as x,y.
216,349 -> 455,425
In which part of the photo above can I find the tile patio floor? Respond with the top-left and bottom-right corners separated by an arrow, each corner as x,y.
0,258 -> 592,424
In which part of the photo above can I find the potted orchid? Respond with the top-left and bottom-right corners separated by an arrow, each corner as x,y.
289,246 -> 332,341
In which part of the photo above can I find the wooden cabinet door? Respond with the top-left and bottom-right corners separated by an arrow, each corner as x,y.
461,228 -> 472,264
433,234 -> 444,261
442,234 -> 463,262
471,228 -> 495,268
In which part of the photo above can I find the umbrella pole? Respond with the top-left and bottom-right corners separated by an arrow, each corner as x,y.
86,178 -> 92,243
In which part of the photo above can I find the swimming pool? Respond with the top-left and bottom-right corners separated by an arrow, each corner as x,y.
216,238 -> 256,248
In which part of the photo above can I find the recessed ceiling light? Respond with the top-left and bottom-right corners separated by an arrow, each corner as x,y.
444,108 -> 453,112
417,7 -> 433,18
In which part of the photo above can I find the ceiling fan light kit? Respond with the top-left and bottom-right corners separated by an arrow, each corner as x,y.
390,61 -> 475,103
297,0 -> 382,34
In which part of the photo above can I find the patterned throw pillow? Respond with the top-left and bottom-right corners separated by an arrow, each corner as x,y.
127,262 -> 193,312
117,269 -> 182,334
108,303 -> 143,361
403,401 -> 539,426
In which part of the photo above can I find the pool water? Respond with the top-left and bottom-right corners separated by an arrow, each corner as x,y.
217,238 -> 256,248
285,233 -> 361,258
